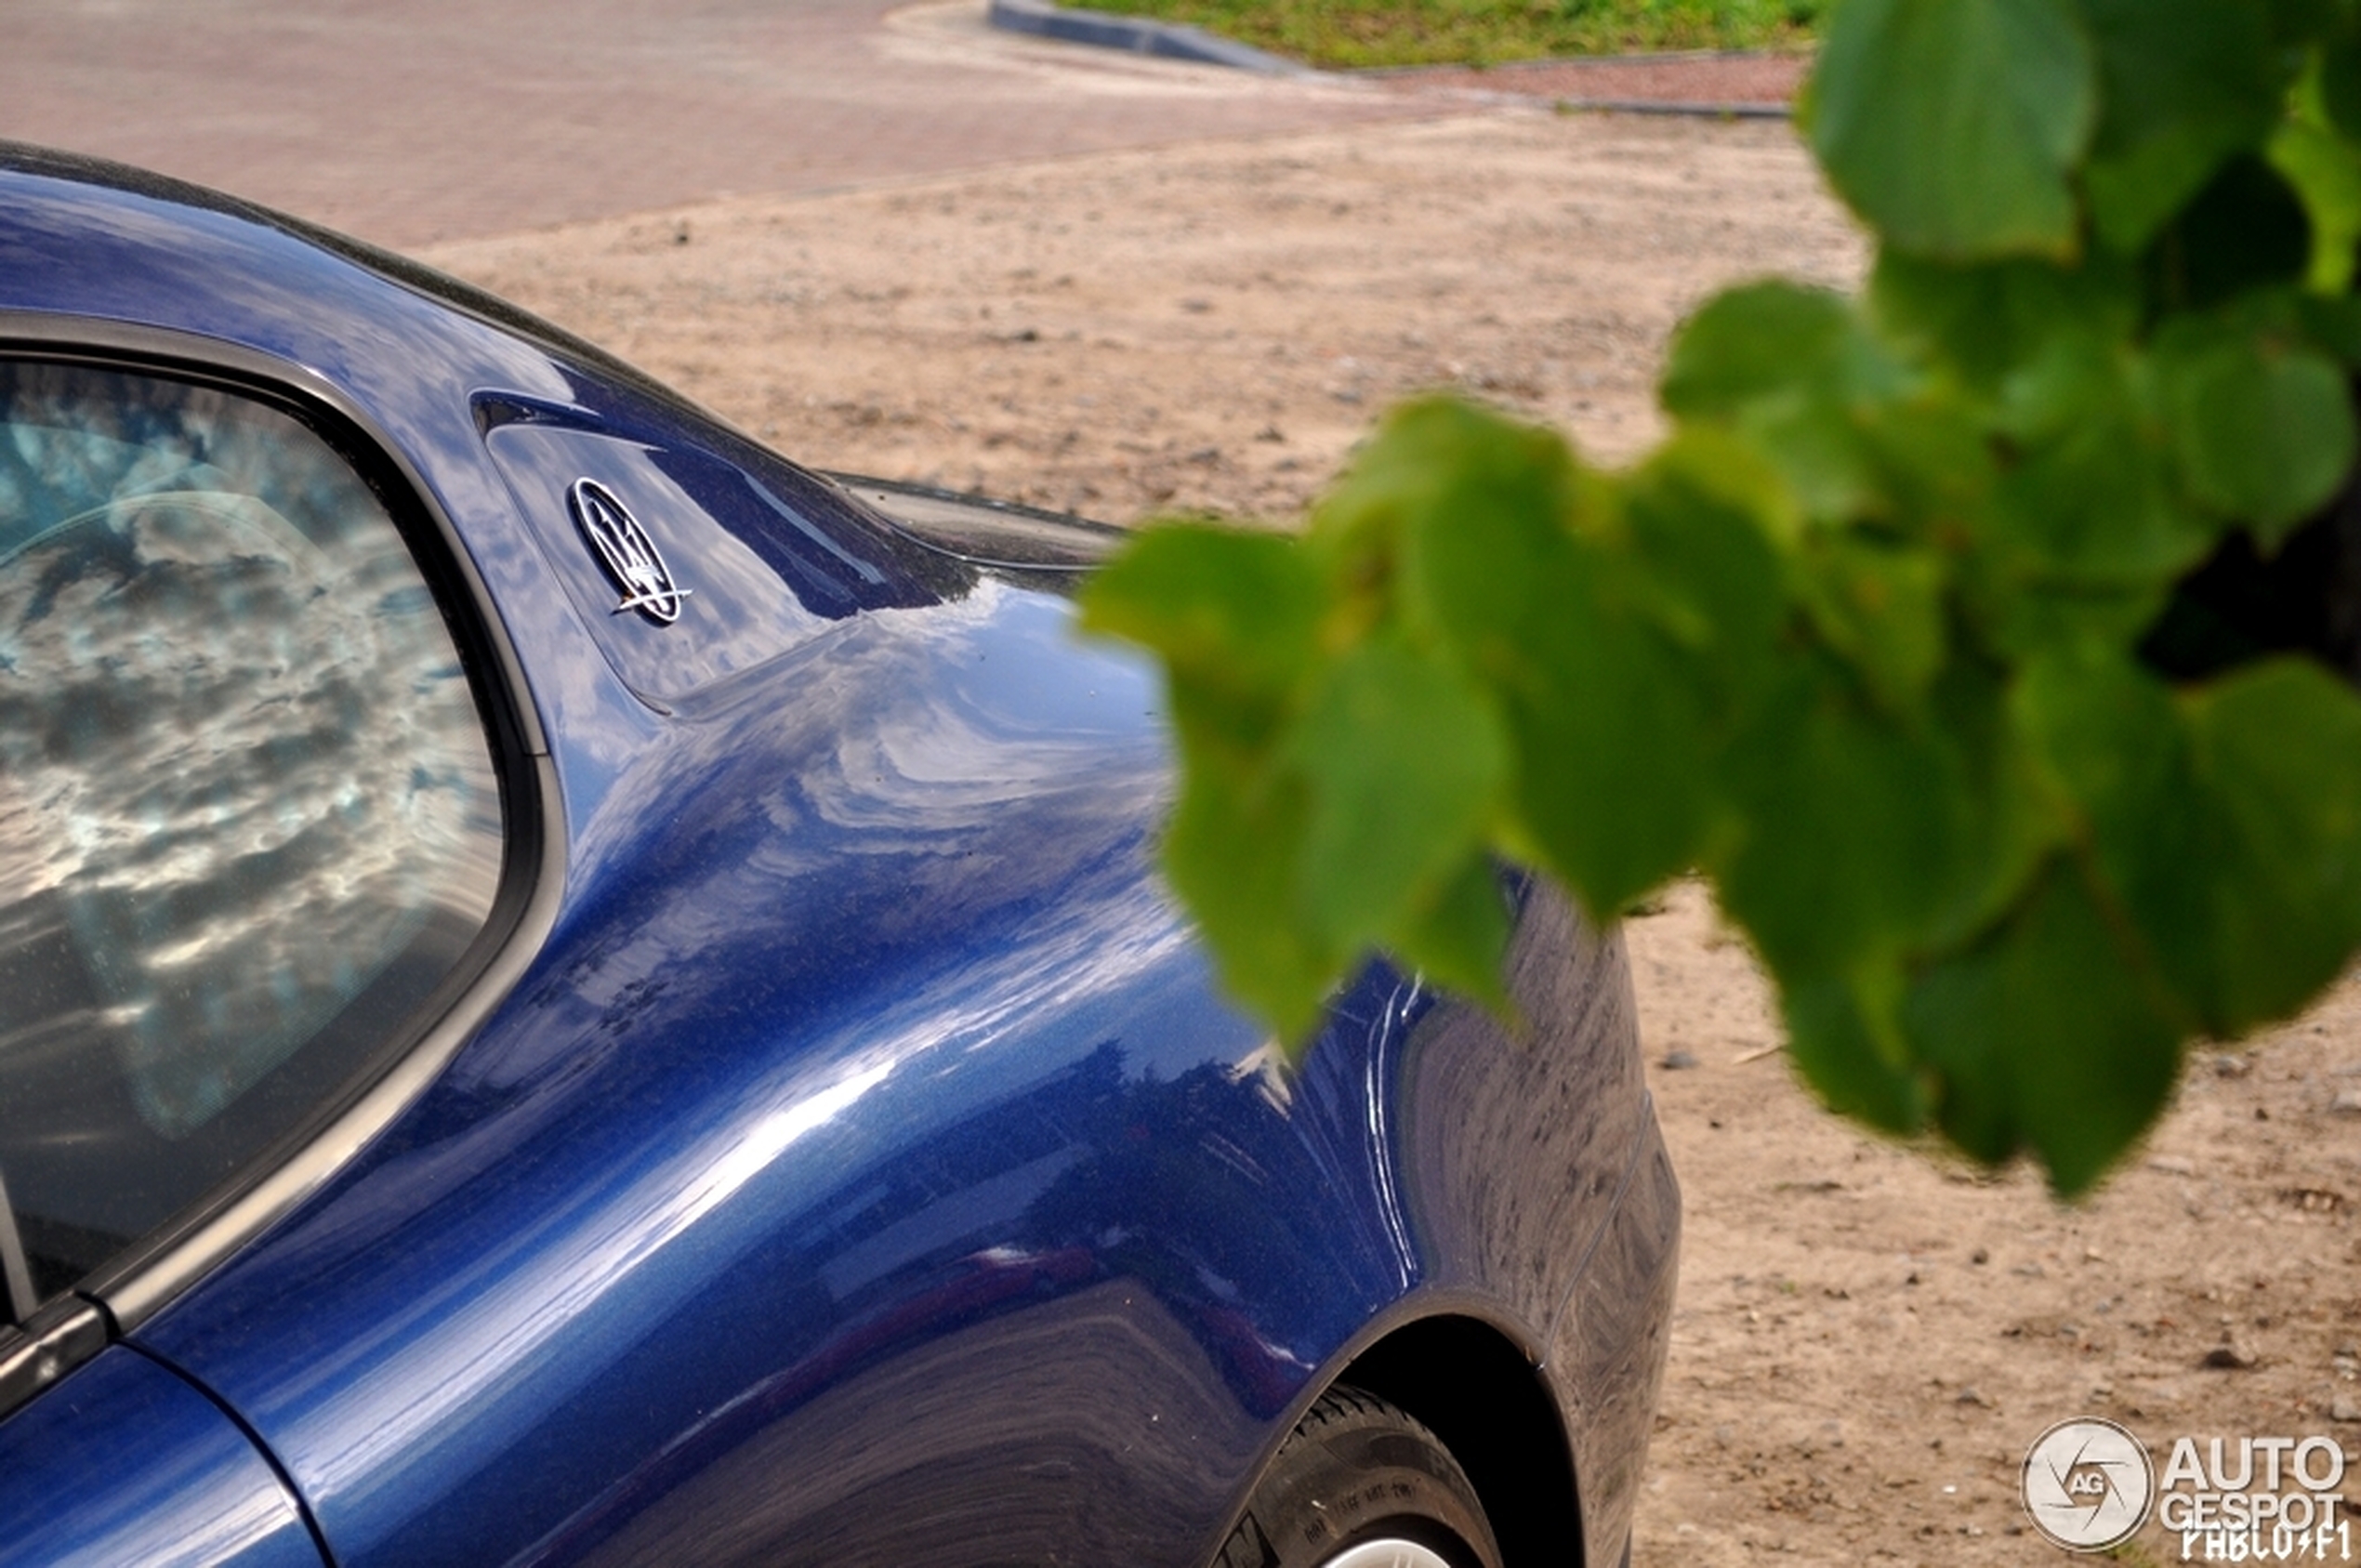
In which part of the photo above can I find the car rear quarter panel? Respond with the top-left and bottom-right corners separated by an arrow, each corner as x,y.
130,571 -> 1591,1567
134,589 -> 1656,1567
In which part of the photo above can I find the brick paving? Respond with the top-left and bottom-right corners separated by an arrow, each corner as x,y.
0,0 -> 1444,248
0,1 -> 1803,251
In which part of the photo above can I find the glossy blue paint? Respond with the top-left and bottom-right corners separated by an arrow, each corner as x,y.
137,580 -> 1442,1566
0,1347 -> 323,1568
0,148 -> 1678,1567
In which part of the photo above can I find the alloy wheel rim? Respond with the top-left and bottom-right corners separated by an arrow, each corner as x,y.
1319,1540 -> 1458,1568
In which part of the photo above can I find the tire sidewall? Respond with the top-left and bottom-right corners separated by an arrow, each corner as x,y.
1235,1394 -> 1503,1568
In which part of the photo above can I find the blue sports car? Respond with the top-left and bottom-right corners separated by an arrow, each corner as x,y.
0,144 -> 1678,1568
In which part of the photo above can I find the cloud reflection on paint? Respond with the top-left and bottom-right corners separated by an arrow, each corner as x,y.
286,867 -> 1213,1514
263,581 -> 1236,1520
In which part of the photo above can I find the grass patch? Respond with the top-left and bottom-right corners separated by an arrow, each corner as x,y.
1059,0 -> 1823,67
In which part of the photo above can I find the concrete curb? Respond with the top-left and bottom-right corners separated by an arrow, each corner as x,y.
985,0 -> 1312,75
983,2 -> 1798,116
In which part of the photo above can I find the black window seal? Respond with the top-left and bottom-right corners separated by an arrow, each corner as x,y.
0,315 -> 564,1418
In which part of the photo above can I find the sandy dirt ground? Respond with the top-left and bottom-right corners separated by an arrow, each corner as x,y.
421,107 -> 2361,1567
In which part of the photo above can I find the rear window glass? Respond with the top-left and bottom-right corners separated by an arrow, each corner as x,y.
0,361 -> 505,1311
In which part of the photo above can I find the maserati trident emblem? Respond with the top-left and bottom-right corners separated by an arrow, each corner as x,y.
569,478 -> 690,625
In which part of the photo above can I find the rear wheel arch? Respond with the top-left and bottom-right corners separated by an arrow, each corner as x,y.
1327,1314 -> 1584,1568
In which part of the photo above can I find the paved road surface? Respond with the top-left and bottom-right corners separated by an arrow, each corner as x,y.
1,0 -> 1441,248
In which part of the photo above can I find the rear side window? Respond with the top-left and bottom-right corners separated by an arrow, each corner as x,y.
0,361 -> 504,1316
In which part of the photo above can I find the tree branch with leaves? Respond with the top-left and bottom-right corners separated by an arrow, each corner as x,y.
1079,0 -> 2361,1195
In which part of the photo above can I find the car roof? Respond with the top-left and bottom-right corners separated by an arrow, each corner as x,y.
0,141 -> 693,415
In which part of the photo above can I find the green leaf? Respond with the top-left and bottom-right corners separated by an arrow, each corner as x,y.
1784,971 -> 1931,1135
1714,655 -> 1996,980
2013,651 -> 2209,1012
1661,284 -> 1908,517
2270,0 -> 2353,48
1985,336 -> 2219,592
1662,283 -> 1870,418
1853,393 -> 2000,533
1965,575 -> 2174,662
1381,407 -> 1731,916
1458,549 -> 1720,919
1162,750 -> 1337,1045
2078,0 -> 2284,254
1497,569 -> 1725,920
1078,522 -> 1325,754
2298,290 -> 2361,363
1287,635 -> 1508,953
1083,523 -> 1343,1037
1796,535 -> 1948,711
2183,658 -> 2361,1027
1901,858 -> 2185,1195
2269,114 -> 2361,293
1868,250 -> 2141,389
1618,431 -> 1795,660
2323,31 -> 2361,142
2016,652 -> 2361,1037
1388,852 -> 1514,1012
2157,325 -> 2358,540
2147,153 -> 2316,310
1308,396 -> 1590,615
1804,0 -> 2095,259
1920,659 -> 2063,947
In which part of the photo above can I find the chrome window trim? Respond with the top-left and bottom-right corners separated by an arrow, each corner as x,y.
0,1170 -> 33,1324
0,314 -> 564,1416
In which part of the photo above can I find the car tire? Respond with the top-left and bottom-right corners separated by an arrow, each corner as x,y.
1213,1386 -> 1504,1568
